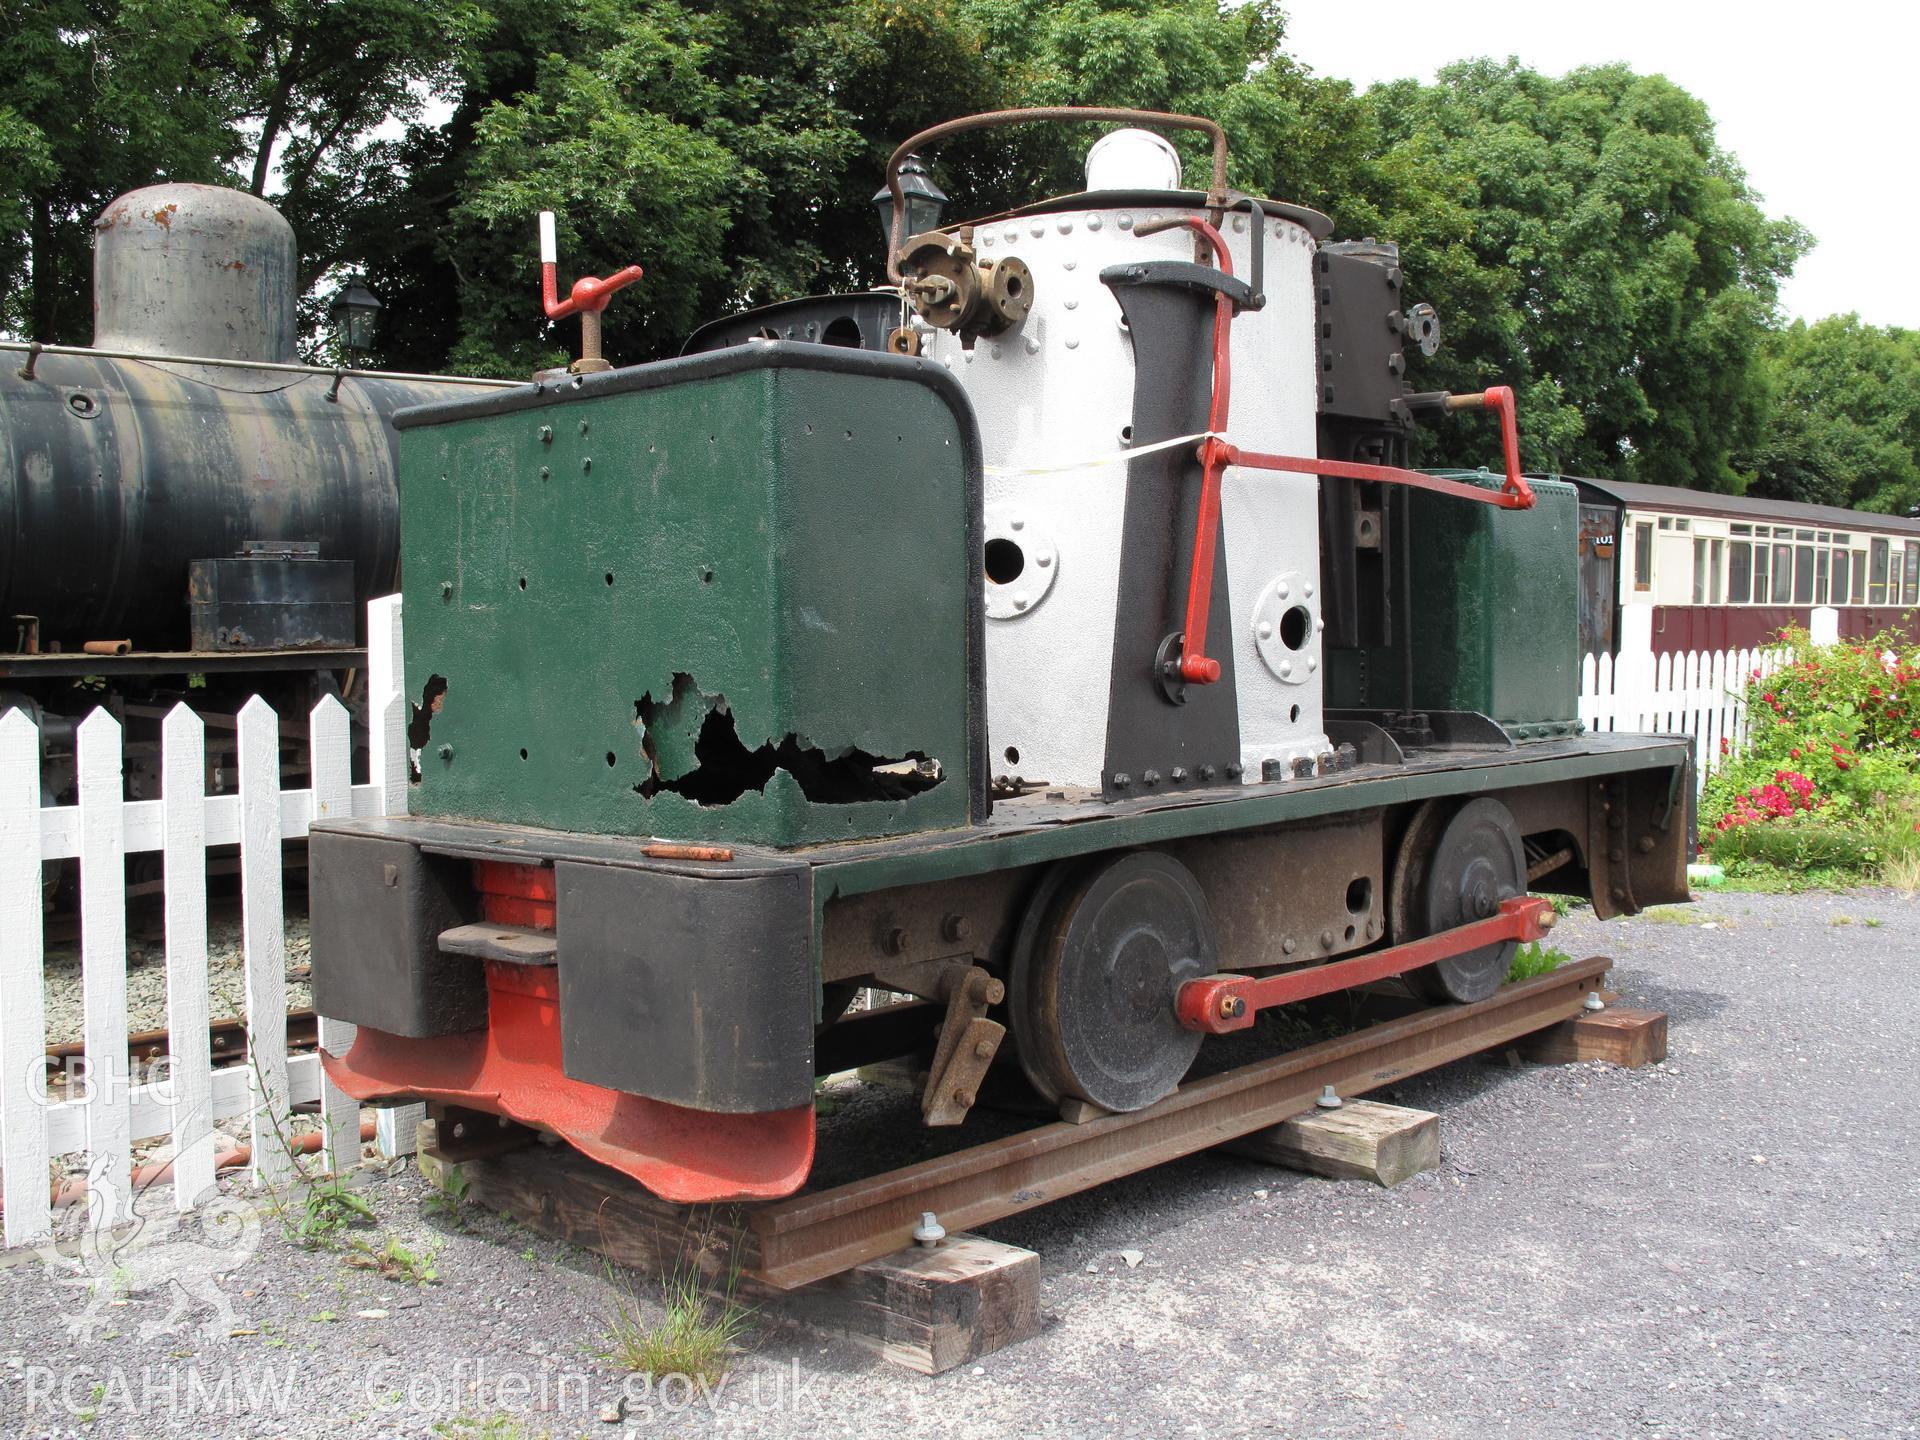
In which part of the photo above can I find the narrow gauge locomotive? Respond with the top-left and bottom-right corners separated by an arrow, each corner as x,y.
0,184 -> 495,804
311,109 -> 1692,1206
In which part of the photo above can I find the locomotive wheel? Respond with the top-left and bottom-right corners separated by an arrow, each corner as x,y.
1392,797 -> 1527,1004
1008,851 -> 1217,1113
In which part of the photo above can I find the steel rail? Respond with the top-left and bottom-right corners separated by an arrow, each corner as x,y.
747,955 -> 1610,1288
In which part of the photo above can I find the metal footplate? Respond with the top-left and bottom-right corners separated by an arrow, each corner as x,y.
437,923 -> 559,965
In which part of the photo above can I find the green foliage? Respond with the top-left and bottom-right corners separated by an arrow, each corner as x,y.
1506,941 -> 1569,983
1348,60 -> 1808,489
1741,316 -> 1920,512
346,1234 -> 442,1284
1,0 -> 480,346
1703,627 -> 1920,883
285,1174 -> 379,1247
595,1259 -> 751,1386
434,1416 -> 552,1440
2,0 -> 1829,493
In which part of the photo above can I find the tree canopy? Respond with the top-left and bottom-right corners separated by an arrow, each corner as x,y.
1740,316 -> 1920,515
8,0 -> 1909,508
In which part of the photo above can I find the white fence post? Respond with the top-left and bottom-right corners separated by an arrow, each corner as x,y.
0,709 -> 51,1246
77,711 -> 131,1226
309,695 -> 362,1175
237,697 -> 292,1187
162,703 -> 215,1210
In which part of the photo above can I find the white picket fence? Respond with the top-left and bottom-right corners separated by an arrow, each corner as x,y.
0,596 -> 413,1248
1579,644 -> 1791,792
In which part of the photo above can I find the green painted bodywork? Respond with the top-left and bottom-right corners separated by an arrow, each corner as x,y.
1327,472 -> 1580,739
394,347 -> 980,847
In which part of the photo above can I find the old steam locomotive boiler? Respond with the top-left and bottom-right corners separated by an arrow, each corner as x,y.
0,183 -> 493,804
311,109 -> 1691,1213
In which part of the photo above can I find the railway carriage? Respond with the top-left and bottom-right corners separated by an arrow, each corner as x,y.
308,109 -> 1693,1207
1575,478 -> 1920,655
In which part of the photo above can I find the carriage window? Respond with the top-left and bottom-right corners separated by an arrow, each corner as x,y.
1633,521 -> 1653,589
1793,545 -> 1815,604
1710,538 -> 1724,604
1815,547 -> 1830,605
1832,549 -> 1850,606
1658,517 -> 1672,530
1692,538 -> 1708,603
1753,543 -> 1770,603
1906,542 -> 1919,604
1729,542 -> 1752,603
1853,553 -> 1867,604
1675,518 -> 1691,531
1871,538 -> 1890,603
1773,545 -> 1795,604
1731,523 -> 1752,537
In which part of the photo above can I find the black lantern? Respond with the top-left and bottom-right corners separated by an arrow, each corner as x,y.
328,276 -> 382,357
872,154 -> 949,255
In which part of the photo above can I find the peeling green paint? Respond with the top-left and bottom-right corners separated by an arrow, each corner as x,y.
398,358 -> 976,846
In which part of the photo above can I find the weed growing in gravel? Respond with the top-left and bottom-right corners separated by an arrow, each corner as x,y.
594,1252 -> 751,1386
1641,905 -> 1733,926
423,1164 -> 472,1230
433,1416 -> 551,1440
1506,943 -> 1570,982
248,1057 -> 376,1248
346,1234 -> 441,1285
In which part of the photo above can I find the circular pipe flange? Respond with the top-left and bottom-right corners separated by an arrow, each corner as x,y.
1250,572 -> 1321,684
982,504 -> 1059,620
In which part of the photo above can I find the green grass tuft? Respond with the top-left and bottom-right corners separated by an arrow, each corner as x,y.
1506,942 -> 1570,983
595,1261 -> 751,1387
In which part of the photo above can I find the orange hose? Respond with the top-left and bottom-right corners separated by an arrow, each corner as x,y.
44,1118 -> 377,1210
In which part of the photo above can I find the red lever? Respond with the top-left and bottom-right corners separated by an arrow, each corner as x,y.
538,210 -> 642,318
538,211 -> 642,373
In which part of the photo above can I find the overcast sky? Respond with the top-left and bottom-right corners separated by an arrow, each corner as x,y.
1282,0 -> 1915,328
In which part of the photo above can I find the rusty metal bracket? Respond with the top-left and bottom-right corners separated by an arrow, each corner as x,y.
920,965 -> 1006,1126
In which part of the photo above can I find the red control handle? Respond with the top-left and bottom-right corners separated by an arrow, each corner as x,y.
537,210 -> 642,319
542,264 -> 644,320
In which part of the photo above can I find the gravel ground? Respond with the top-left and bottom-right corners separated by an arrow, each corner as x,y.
1,888 -> 1915,1439
41,914 -> 313,1048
